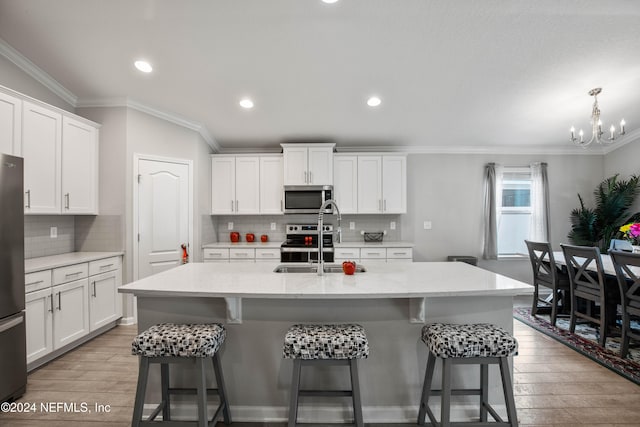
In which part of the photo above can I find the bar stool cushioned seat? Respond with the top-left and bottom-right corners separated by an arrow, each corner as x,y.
132,322 -> 226,358
421,323 -> 518,359
283,323 -> 369,360
418,323 -> 519,427
283,324 -> 368,427
131,323 -> 231,427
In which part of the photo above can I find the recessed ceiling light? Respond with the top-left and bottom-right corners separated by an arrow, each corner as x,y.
367,96 -> 382,107
239,98 -> 254,109
134,60 -> 153,73
322,0 -> 339,3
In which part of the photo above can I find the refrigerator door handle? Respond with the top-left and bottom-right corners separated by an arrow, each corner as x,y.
0,315 -> 23,333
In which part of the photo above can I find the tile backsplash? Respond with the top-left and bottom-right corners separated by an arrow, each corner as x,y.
75,215 -> 123,252
25,216 -> 75,259
210,214 -> 402,243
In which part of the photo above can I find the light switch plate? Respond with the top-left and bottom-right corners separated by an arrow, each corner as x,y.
228,222 -> 234,230
349,222 -> 355,230
390,221 -> 396,230
50,226 -> 57,238
270,222 -> 277,231
423,221 -> 432,230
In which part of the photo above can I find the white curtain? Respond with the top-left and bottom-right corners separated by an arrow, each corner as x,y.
529,162 -> 550,242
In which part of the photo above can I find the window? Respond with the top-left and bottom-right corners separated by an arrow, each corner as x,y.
498,168 -> 532,256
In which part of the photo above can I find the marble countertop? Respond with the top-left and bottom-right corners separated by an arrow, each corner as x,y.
119,261 -> 532,299
202,242 -> 282,249
202,241 -> 414,249
25,252 -> 124,273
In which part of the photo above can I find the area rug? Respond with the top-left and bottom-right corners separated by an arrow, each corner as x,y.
513,307 -> 640,385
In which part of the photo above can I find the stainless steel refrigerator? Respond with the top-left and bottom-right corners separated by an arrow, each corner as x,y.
0,153 -> 26,403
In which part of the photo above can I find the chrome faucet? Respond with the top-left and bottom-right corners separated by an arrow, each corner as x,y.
317,199 -> 341,276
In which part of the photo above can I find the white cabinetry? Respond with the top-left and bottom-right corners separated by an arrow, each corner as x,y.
282,143 -> 334,185
61,116 -> 98,214
357,155 -> 406,214
334,246 -> 413,263
333,155 -> 358,214
203,246 -> 281,262
22,101 -> 62,214
24,255 -> 122,368
260,156 -> 284,214
211,155 -> 260,214
255,248 -> 280,262
0,90 -> 22,156
203,248 -> 230,262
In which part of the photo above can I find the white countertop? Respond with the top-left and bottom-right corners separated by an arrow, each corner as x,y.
119,261 -> 532,299
25,251 -> 124,273
335,241 -> 414,248
202,241 -> 414,249
202,242 -> 282,249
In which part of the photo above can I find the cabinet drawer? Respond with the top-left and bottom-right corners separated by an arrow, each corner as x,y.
25,270 -> 52,293
360,248 -> 386,259
386,248 -> 413,259
335,248 -> 360,259
203,248 -> 230,260
52,263 -> 88,285
229,248 -> 255,259
255,248 -> 280,260
89,256 -> 121,276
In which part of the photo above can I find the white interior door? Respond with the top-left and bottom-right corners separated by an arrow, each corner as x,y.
137,158 -> 190,279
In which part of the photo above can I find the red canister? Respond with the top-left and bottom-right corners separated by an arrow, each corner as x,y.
230,232 -> 240,243
246,233 -> 255,242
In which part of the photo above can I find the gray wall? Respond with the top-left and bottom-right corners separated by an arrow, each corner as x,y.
603,138 -> 640,214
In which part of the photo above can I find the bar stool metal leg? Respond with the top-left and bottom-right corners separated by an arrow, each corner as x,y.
196,358 -> 208,427
212,352 -> 232,424
132,357 -> 149,427
160,363 -> 170,421
480,363 -> 488,422
288,359 -> 302,427
499,357 -> 518,425
441,358 -> 452,427
417,351 -> 436,425
349,359 -> 364,427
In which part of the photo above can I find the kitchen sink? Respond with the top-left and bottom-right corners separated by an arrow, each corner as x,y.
273,264 -> 366,273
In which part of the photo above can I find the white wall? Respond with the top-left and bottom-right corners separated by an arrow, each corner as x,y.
402,153 -> 604,281
603,137 -> 640,214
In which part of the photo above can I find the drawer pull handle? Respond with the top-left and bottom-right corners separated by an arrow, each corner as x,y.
48,295 -> 53,313
99,263 -> 114,269
92,281 -> 97,297
57,292 -> 62,311
65,272 -> 83,278
393,252 -> 405,255
25,190 -> 31,208
26,280 -> 44,286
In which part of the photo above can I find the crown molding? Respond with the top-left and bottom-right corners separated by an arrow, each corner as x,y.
335,144 -> 606,155
76,97 -> 221,152
601,128 -> 640,155
0,37 -> 77,107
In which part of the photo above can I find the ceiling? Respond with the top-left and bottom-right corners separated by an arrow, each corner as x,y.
1,0 -> 639,154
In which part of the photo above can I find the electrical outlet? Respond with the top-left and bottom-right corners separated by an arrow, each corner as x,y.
50,226 -> 57,238
270,222 -> 277,231
228,222 -> 234,230
349,221 -> 355,230
423,221 -> 432,230
390,221 -> 396,230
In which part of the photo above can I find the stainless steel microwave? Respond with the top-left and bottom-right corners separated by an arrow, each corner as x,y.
283,185 -> 333,214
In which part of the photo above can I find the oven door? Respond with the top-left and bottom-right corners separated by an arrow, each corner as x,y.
280,247 -> 334,263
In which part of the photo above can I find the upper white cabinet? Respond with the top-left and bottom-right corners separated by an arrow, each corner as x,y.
2,86 -> 100,215
62,116 -> 98,214
333,155 -> 358,214
260,156 -> 284,214
211,155 -> 260,214
0,91 -> 22,156
282,143 -> 334,185
335,154 -> 406,214
23,101 -> 62,214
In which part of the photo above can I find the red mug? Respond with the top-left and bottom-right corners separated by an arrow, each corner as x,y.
260,234 -> 268,242
246,233 -> 255,242
230,232 -> 240,243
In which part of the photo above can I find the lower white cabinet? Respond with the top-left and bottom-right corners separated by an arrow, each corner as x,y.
335,246 -> 413,263
24,255 -> 122,367
203,246 -> 281,263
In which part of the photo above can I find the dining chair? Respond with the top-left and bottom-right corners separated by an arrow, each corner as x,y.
560,244 -> 620,347
609,239 -> 633,252
525,240 -> 571,326
609,250 -> 640,358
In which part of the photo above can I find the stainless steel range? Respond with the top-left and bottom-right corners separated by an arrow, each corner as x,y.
280,224 -> 334,263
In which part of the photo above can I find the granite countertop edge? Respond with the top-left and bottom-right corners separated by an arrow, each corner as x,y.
25,251 -> 125,273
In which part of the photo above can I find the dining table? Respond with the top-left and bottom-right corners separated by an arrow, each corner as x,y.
552,250 -> 640,277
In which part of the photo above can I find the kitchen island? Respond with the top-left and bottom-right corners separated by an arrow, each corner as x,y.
119,261 -> 531,423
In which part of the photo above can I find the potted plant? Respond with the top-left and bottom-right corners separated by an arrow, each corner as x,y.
568,174 -> 640,252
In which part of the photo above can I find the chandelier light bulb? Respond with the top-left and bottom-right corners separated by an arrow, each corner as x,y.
621,119 -> 626,134
570,87 -> 627,147
239,98 -> 254,109
367,96 -> 382,107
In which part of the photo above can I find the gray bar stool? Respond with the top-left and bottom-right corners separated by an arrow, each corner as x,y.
417,323 -> 519,427
131,323 -> 232,427
283,324 -> 369,427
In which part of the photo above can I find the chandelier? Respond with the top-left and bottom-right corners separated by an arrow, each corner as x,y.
570,87 -> 626,147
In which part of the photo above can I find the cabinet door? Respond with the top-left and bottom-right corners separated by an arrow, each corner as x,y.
260,156 -> 283,214
382,156 -> 406,213
357,156 -> 382,213
61,116 -> 98,214
89,270 -> 122,331
235,157 -> 260,214
25,288 -> 54,364
211,156 -> 236,214
333,155 -> 358,213
0,91 -> 22,156
23,101 -> 62,214
283,146 -> 308,185
308,146 -> 333,185
52,279 -> 89,349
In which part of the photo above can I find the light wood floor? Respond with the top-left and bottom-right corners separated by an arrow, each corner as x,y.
1,321 -> 639,427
